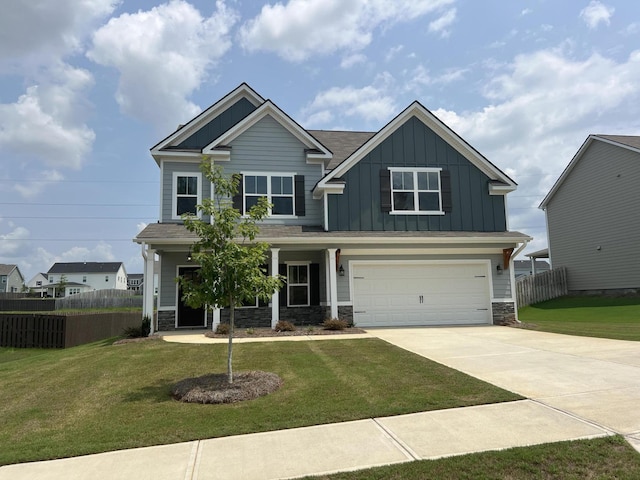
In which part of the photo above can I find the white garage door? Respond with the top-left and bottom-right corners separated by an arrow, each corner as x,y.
352,263 -> 491,327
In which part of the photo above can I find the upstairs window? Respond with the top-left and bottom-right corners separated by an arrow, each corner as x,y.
173,172 -> 201,219
389,167 -> 444,215
244,173 -> 294,216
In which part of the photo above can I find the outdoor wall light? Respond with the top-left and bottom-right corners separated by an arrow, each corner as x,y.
187,248 -> 193,262
338,264 -> 345,276
496,264 -> 503,274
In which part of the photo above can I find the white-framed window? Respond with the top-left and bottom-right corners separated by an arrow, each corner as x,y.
389,167 -> 444,215
287,263 -> 310,307
36,281 -> 42,286
49,277 -> 54,283
82,276 -> 87,283
244,173 -> 295,216
105,275 -> 109,282
68,287 -> 81,295
172,172 -> 202,219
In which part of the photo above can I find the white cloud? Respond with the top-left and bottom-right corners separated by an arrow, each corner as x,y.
580,1 -> 614,29
239,0 -> 455,61
521,8 -> 533,17
0,0 -> 118,68
301,83 -> 397,128
87,0 -> 238,132
385,45 -> 405,63
428,8 -> 457,38
341,53 -> 367,69
0,226 -> 30,256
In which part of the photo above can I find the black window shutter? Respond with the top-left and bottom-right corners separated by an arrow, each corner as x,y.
258,264 -> 269,307
309,263 -> 320,306
440,170 -> 452,213
232,174 -> 243,213
380,169 -> 391,212
278,264 -> 287,307
294,175 -> 305,216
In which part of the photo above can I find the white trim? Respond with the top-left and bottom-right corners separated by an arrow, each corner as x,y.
157,306 -> 175,311
285,261 -> 311,307
271,248 -> 280,327
327,248 -> 338,319
172,172 -> 202,220
389,167 -> 444,215
323,193 -> 329,231
242,171 -> 297,217
340,247 -> 509,255
159,159 -> 165,221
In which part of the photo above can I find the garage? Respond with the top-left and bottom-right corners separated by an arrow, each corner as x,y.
351,262 -> 492,327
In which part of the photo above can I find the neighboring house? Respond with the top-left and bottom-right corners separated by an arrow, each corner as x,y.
128,274 -> 144,292
0,264 -> 24,293
540,135 -> 640,294
26,272 -> 49,296
46,262 -> 128,297
135,83 -> 530,331
513,260 -> 550,278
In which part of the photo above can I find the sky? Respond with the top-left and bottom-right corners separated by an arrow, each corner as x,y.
1,0 -> 639,282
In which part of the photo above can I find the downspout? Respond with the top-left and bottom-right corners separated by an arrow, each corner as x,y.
510,238 -> 530,323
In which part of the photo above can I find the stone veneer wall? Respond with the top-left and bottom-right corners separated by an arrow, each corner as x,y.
157,310 -> 175,331
337,306 -> 354,325
492,302 -> 515,325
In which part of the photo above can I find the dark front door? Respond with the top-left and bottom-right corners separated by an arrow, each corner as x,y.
177,267 -> 205,328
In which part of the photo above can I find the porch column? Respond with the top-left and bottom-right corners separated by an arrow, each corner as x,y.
327,248 -> 338,319
143,247 -> 156,335
212,308 -> 220,329
271,248 -> 280,328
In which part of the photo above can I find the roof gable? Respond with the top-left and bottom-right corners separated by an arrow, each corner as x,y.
150,83 -> 264,161
202,100 -> 332,160
540,134 -> 640,208
48,262 -> 124,274
315,101 -> 516,195
0,264 -> 18,276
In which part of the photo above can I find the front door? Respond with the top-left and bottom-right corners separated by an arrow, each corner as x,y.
177,267 -> 205,328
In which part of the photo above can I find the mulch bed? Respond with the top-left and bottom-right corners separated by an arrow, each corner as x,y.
171,371 -> 283,404
205,327 -> 367,338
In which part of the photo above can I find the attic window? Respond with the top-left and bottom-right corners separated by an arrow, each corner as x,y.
389,167 -> 445,215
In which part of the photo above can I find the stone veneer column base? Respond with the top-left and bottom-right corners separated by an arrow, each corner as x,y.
337,306 -> 354,325
492,302 -> 516,325
157,310 -> 176,331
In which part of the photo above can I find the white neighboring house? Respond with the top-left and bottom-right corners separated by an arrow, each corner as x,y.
27,272 -> 49,296
0,264 -> 25,293
46,262 -> 128,297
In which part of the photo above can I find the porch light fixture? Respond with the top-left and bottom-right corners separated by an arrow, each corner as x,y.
338,264 -> 345,276
496,264 -> 503,274
187,248 -> 193,262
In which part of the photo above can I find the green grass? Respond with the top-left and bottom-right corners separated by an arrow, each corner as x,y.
304,435 -> 640,479
0,347 -> 49,364
0,338 -> 520,466
519,296 -> 640,341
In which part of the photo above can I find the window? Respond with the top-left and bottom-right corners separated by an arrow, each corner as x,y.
287,264 -> 309,307
244,173 -> 294,216
390,168 -> 443,214
172,172 -> 201,219
49,277 -> 53,283
36,281 -> 42,286
83,276 -> 87,283
68,287 -> 81,295
105,275 -> 109,282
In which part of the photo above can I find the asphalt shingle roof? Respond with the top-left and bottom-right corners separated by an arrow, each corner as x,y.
307,130 -> 375,170
47,262 -> 124,274
595,135 -> 640,150
0,264 -> 17,276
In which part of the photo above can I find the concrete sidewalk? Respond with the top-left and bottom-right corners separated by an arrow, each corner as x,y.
2,326 -> 633,480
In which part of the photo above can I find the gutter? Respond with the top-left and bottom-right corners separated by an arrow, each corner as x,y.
510,238 -> 531,323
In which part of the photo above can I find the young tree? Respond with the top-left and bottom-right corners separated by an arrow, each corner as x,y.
177,161 -> 283,384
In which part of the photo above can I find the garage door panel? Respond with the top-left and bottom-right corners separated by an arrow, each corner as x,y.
352,263 -> 491,327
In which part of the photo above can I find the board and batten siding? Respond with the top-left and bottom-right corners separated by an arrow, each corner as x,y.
161,161 -> 211,223
225,115 -> 324,226
546,140 -> 640,291
328,116 -> 507,232
337,253 -> 511,303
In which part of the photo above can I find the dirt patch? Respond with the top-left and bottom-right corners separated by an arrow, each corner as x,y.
171,371 -> 283,404
205,326 -> 366,338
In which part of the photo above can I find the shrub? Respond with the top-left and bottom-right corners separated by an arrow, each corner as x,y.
123,315 -> 152,338
141,315 -> 151,337
323,318 -> 349,331
215,323 -> 230,335
245,328 -> 255,335
274,320 -> 296,332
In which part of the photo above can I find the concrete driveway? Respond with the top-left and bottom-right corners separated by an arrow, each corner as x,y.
370,326 -> 640,450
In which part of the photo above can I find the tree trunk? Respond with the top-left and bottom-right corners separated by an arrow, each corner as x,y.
227,300 -> 234,384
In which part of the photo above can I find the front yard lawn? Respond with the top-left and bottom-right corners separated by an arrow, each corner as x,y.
0,337 -> 520,465
518,296 -> 640,341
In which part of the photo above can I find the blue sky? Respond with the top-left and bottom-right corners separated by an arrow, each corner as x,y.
1,0 -> 639,282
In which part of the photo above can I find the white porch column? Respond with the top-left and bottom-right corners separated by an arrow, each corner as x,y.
327,248 -> 339,319
212,308 -> 221,329
142,246 -> 156,335
271,248 -> 280,328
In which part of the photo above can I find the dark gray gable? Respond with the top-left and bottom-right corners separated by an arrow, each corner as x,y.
174,97 -> 257,150
328,116 -> 507,232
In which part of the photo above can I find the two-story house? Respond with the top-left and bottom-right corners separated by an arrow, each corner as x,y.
46,262 -> 128,296
135,83 -> 530,332
0,264 -> 24,293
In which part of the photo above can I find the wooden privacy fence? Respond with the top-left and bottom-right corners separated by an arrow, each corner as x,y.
0,312 -> 141,348
55,289 -> 142,310
516,267 -> 568,308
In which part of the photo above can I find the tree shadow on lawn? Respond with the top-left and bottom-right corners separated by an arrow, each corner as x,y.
122,379 -> 176,403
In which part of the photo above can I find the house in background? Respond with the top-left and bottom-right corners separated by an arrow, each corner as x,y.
128,274 -> 144,292
540,135 -> 640,294
0,264 -> 24,293
26,272 -> 49,296
513,260 -> 550,278
135,83 -> 530,332
46,262 -> 128,297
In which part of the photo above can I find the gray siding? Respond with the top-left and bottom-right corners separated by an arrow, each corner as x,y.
225,115 -> 324,226
161,161 -> 211,223
328,116 -> 507,232
547,140 -> 640,290
177,98 -> 256,149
